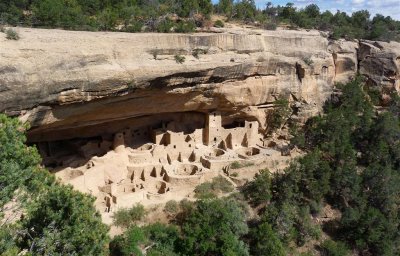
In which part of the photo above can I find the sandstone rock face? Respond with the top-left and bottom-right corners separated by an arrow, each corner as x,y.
0,27 -> 399,142
328,40 -> 359,84
358,40 -> 400,93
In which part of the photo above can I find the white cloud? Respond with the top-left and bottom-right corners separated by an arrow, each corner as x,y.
352,0 -> 365,4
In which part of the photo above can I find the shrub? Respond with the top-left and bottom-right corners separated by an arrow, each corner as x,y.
156,18 -> 174,33
180,198 -> 249,256
268,96 -> 291,133
150,49 -> 160,60
5,28 -> 19,40
264,22 -> 277,30
143,223 -> 180,255
242,169 -> 272,206
109,226 -> 145,256
175,20 -> 196,33
164,200 -> 179,215
303,57 -> 314,66
194,176 -> 234,199
113,204 -> 146,228
231,161 -> 241,169
174,54 -> 185,64
320,239 -> 350,256
231,172 -> 239,177
249,222 -> 285,256
192,48 -> 208,59
125,20 -> 143,32
230,161 -> 254,169
214,20 -> 224,28
194,181 -> 215,199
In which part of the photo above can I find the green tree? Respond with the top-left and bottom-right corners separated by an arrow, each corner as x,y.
97,7 -> 117,30
233,0 -> 257,22
0,114 -> 109,255
0,114 -> 41,209
110,226 -> 146,256
18,184 -> 109,255
242,169 -> 272,206
340,207 -> 397,255
249,222 -> 285,256
143,223 -> 180,255
304,4 -> 320,18
272,151 -> 331,207
113,203 -> 146,228
32,0 -> 86,29
320,239 -> 350,256
180,198 -> 249,256
218,0 -> 234,19
351,10 -> 370,38
280,2 -> 296,24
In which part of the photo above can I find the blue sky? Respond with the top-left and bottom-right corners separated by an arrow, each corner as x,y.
212,0 -> 400,20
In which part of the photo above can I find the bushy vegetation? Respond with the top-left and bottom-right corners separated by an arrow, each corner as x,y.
164,200 -> 180,216
110,198 -> 248,255
194,175 -> 234,198
192,48 -> 208,59
1,1 -> 399,41
0,114 -> 109,255
112,203 -> 146,228
174,54 -> 185,64
216,2 -> 400,41
230,160 -> 254,169
5,28 -> 19,40
242,169 -> 272,206
0,0 -> 212,32
214,19 -> 224,28
319,239 -> 350,256
268,95 -> 292,133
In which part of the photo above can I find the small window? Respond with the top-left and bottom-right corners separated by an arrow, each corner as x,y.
173,145 -> 176,149
214,137 -> 217,142
189,144 -> 191,147
213,113 -> 216,117
249,123 -> 252,128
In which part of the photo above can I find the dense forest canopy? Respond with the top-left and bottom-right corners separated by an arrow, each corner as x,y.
1,0 -> 400,41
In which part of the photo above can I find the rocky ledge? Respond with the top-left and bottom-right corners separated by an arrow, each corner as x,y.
0,27 -> 399,142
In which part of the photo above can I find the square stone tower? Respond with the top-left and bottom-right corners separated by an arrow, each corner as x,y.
203,111 -> 223,146
244,121 -> 260,146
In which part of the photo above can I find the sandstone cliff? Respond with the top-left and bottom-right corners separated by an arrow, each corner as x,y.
0,27 -> 399,142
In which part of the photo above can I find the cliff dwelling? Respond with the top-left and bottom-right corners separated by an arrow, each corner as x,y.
36,111 -> 288,222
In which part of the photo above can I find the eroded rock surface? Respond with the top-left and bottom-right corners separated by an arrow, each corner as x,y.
1,28 -> 399,142
358,40 -> 400,92
1,27 -> 338,142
